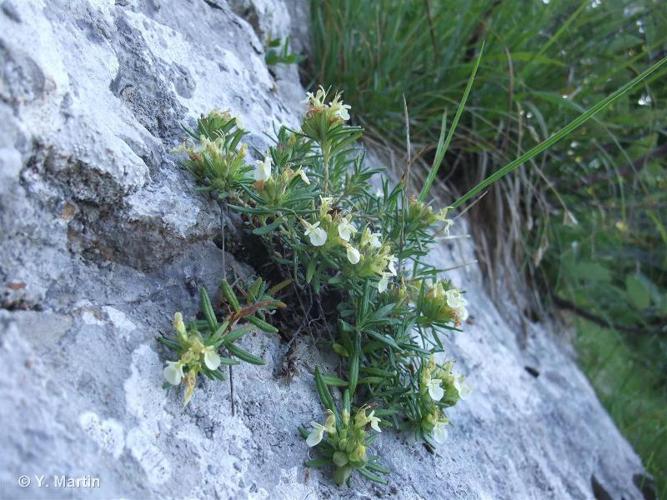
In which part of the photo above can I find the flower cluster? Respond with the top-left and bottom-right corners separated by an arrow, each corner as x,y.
300,198 -> 398,292
254,156 -> 311,207
417,356 -> 468,443
305,86 -> 351,123
419,281 -> 469,327
159,282 -> 282,405
305,406 -> 383,485
163,312 -> 222,405
405,198 -> 452,233
180,111 -> 251,196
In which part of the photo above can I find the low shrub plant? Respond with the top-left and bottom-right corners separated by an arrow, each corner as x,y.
159,53 -> 664,485
161,88 -> 469,485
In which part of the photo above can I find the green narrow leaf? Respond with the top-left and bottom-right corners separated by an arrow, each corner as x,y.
304,459 -> 330,468
157,337 -> 179,350
358,376 -> 384,385
576,261 -> 612,283
314,367 -> 336,414
349,349 -> 360,395
366,461 -> 391,474
366,330 -> 400,350
220,280 -> 241,312
199,287 -> 218,331
253,218 -> 284,235
221,324 -> 253,345
227,343 -> 265,365
321,374 -> 349,387
298,425 -> 309,439
209,319 -> 230,344
306,260 -> 316,283
372,302 -> 397,320
418,41 -> 485,202
361,367 -> 396,377
268,278 -> 292,295
247,315 -> 279,334
452,56 -> 667,209
358,467 -> 389,484
227,204 -> 270,215
360,280 -> 372,319
218,357 -> 240,366
248,277 -> 263,298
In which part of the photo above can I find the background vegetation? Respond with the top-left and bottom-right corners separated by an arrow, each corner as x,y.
306,0 -> 666,494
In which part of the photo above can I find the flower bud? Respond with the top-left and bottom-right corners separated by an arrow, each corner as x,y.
173,312 -> 187,342
333,451 -> 348,467
324,410 -> 337,433
183,370 -> 197,406
349,444 -> 367,463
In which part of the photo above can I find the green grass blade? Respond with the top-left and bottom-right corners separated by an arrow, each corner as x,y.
522,0 -> 588,78
451,56 -> 667,209
418,41 -> 485,202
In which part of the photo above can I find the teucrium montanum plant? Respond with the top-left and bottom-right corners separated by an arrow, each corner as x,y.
166,89 -> 469,485
159,280 -> 286,405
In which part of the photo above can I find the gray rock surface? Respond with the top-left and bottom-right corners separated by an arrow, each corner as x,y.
0,1 -> 648,499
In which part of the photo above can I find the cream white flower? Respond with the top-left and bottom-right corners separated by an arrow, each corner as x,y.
377,272 -> 392,293
337,218 -> 357,241
446,289 -> 469,323
329,93 -> 351,121
203,346 -> 221,371
346,245 -> 361,265
369,232 -> 382,248
323,410 -> 336,432
387,255 -> 398,276
337,105 -> 351,121
367,410 -> 381,433
303,221 -> 328,247
163,361 -> 184,385
455,305 -> 469,323
296,168 -> 310,185
433,421 -> 449,443
445,289 -> 466,309
427,378 -> 445,401
255,155 -> 272,181
319,196 -> 334,210
305,86 -> 327,109
306,422 -> 326,447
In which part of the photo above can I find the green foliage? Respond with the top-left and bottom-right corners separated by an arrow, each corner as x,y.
309,0 -> 667,480
172,90 -> 468,485
164,17 -> 664,480
303,374 -> 389,485
310,0 -> 666,159
309,0 -> 667,330
180,111 -> 251,197
575,319 -> 667,497
265,36 -> 301,66
158,280 -> 284,405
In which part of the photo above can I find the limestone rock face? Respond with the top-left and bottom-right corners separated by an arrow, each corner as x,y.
0,1 -> 648,499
